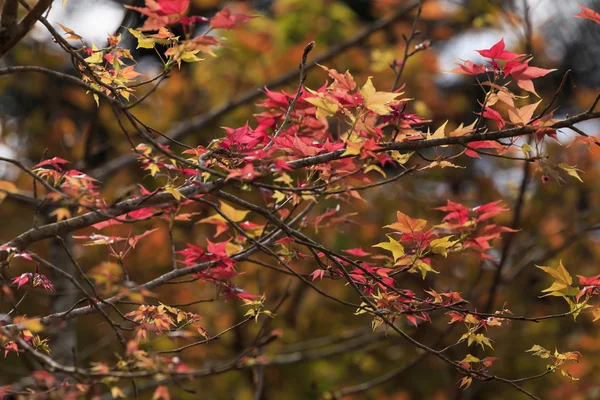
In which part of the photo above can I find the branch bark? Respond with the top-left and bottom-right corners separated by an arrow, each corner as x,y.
0,0 -> 53,59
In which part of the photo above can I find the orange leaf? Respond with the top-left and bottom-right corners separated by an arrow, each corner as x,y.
385,211 -> 427,233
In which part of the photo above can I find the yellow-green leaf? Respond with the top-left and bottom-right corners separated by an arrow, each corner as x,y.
360,77 -> 401,115
373,235 -> 405,262
412,259 -> 439,279
219,201 -> 249,222
129,28 -> 156,49
84,43 -> 103,64
558,163 -> 583,182
305,93 -> 339,119
430,235 -> 459,257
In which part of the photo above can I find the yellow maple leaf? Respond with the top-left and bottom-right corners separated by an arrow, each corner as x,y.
422,160 -> 465,169
305,90 -> 339,119
411,259 -> 439,279
164,185 -> 185,201
427,120 -> 448,142
537,260 -> 576,298
360,77 -> 401,115
50,207 -> 71,222
558,163 -> 584,182
84,43 -> 103,64
373,235 -> 405,261
219,201 -> 250,222
128,29 -> 156,49
430,235 -> 459,257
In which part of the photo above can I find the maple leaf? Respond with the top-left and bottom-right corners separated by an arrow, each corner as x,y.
179,15 -> 210,26
12,273 -> 31,289
128,229 -> 159,248
558,163 -> 584,182
343,248 -> 370,257
430,236 -> 459,257
385,211 -> 427,233
360,77 -> 401,115
574,5 -> 600,24
427,121 -> 448,142
126,1 -> 171,30
372,235 -> 405,262
473,200 -> 508,222
459,376 -> 473,390
305,91 -> 339,119
226,163 -> 259,181
156,0 -> 189,15
34,157 -> 69,171
578,274 -> 600,286
319,65 -> 356,92
481,107 -> 505,129
537,260 -> 576,298
504,60 -> 555,96
436,200 -> 470,225
310,269 -> 326,281
49,207 -> 71,222
210,7 -> 253,30
57,23 -> 82,40
164,185 -> 185,201
449,60 -> 487,75
476,38 -> 521,61
84,43 -> 103,64
128,28 -> 157,49
507,101 -> 541,125
422,160 -> 465,170
218,201 -> 250,222
117,65 -> 142,81
464,140 -> 506,158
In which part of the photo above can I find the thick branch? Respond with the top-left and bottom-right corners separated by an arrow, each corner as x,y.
0,0 -> 53,59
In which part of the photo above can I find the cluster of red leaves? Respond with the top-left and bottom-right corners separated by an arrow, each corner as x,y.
129,0 -> 251,31
34,157 -> 100,213
436,200 -> 517,259
177,241 -> 260,301
11,270 -> 54,292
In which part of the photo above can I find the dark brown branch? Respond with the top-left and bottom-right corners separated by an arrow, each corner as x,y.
0,0 -> 53,59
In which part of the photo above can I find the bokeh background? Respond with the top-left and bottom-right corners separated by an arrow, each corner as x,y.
2,0 -> 600,399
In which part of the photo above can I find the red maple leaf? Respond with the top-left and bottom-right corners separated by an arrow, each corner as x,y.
210,8 -> 253,30
574,5 -> 600,25
206,239 -> 229,258
450,60 -> 488,75
465,140 -> 506,158
436,201 -> 470,225
473,200 -> 508,222
156,0 -> 189,15
12,273 -> 31,289
34,157 -> 69,171
504,59 -> 554,95
481,107 -> 505,129
578,274 -> 600,286
476,38 -> 521,61
343,248 -> 370,257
